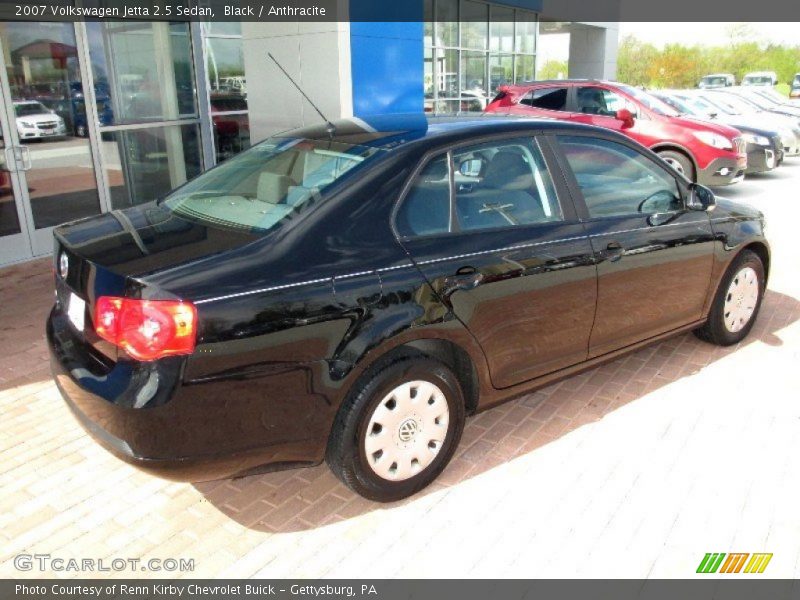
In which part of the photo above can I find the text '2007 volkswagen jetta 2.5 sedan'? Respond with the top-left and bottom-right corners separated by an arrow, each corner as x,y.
48,115 -> 770,501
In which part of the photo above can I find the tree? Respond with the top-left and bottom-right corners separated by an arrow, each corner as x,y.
536,60 -> 568,80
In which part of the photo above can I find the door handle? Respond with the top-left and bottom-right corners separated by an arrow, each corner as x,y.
605,241 -> 624,262
443,267 -> 484,294
19,145 -> 32,171
2,147 -> 16,172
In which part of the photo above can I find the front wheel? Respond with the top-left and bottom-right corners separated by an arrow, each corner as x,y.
658,150 -> 696,182
327,357 -> 465,502
695,250 -> 765,346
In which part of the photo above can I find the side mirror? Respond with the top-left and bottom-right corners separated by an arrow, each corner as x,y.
615,108 -> 635,128
687,183 -> 716,211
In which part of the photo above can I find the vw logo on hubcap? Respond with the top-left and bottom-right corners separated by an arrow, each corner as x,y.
398,418 -> 418,442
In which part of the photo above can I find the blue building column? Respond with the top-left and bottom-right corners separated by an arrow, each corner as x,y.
349,1 -> 424,115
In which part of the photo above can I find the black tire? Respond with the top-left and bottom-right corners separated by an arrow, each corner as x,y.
658,149 -> 696,182
326,356 -> 466,502
695,250 -> 765,346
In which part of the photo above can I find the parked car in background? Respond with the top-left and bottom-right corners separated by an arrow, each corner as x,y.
791,74 -> 800,99
741,71 -> 778,87
652,90 -> 782,174
48,115 -> 770,501
486,80 -> 747,185
698,73 -> 735,89
711,87 -> 800,125
13,100 -> 66,141
700,89 -> 800,157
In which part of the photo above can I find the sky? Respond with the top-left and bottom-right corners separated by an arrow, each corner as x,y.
538,22 -> 799,64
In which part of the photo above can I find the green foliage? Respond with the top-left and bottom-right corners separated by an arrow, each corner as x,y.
617,33 -> 800,89
536,59 -> 568,80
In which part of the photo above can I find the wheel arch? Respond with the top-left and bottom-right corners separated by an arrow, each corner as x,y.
650,143 -> 699,177
742,241 -> 771,282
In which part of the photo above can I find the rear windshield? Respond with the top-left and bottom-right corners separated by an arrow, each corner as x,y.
162,138 -> 384,233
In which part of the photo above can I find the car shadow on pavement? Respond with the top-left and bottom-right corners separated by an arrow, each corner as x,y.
194,288 -> 800,534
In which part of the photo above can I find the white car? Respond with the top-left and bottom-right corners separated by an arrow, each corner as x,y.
14,100 -> 66,140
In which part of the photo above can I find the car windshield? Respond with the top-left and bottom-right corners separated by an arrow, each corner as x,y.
708,94 -> 754,114
682,95 -> 720,115
617,85 -> 680,116
14,102 -> 49,117
744,76 -> 773,85
658,94 -> 696,115
702,76 -> 728,86
162,137 -> 384,233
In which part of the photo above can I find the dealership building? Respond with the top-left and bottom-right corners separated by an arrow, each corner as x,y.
0,1 -> 618,266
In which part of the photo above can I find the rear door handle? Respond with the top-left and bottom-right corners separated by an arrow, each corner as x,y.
443,267 -> 484,294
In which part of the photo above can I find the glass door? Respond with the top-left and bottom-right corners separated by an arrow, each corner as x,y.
0,21 -> 102,259
0,36 -> 32,264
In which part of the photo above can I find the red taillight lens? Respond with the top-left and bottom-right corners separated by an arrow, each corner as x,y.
94,296 -> 197,361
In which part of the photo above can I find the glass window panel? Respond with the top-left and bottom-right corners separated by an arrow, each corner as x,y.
514,54 -> 535,84
395,154 -> 450,237
212,113 -> 251,163
489,54 -> 513,95
461,51 -> 487,99
453,138 -> 562,231
0,135 -> 21,237
206,37 -> 246,102
86,22 -> 197,125
0,21 -> 102,229
461,1 -> 489,50
435,0 -> 458,47
437,49 -> 459,98
515,13 -> 537,54
490,7 -> 514,52
557,136 -> 683,218
104,124 -> 202,210
424,47 -> 434,97
206,22 -> 242,36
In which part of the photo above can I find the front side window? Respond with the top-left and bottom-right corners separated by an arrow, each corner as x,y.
519,87 -> 568,111
557,136 -> 683,219
162,138 -> 384,233
576,86 -> 627,117
396,137 -> 561,237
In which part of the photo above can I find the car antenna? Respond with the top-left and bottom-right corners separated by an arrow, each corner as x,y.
268,52 -> 336,137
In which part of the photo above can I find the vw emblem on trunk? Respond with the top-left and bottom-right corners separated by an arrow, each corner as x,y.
58,252 -> 69,279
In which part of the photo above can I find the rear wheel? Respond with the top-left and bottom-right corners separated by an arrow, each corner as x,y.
695,250 -> 765,346
326,356 -> 465,502
658,150 -> 696,182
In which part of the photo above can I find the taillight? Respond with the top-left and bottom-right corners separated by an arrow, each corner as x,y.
94,296 -> 197,361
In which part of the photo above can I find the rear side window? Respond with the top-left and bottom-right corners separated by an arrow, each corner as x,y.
395,155 -> 451,237
396,137 -> 561,237
519,87 -> 568,111
557,135 -> 683,218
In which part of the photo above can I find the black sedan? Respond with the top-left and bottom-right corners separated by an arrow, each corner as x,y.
48,115 -> 770,501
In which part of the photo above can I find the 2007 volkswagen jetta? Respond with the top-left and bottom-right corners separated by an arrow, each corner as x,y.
48,115 -> 769,501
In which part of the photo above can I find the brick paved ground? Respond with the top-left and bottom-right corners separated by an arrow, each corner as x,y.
1,161 -> 799,579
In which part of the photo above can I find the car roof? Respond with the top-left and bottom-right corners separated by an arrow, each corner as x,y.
277,113 -> 600,150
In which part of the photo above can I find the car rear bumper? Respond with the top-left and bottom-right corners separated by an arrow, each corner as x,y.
47,306 -> 329,481
697,156 -> 747,186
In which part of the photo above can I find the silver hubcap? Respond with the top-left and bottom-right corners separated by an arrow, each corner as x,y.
724,266 -> 759,333
663,156 -> 685,175
364,380 -> 450,481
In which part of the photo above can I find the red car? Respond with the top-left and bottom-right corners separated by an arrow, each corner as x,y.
486,80 -> 747,186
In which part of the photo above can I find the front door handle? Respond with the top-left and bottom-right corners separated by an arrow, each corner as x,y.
605,241 -> 624,262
